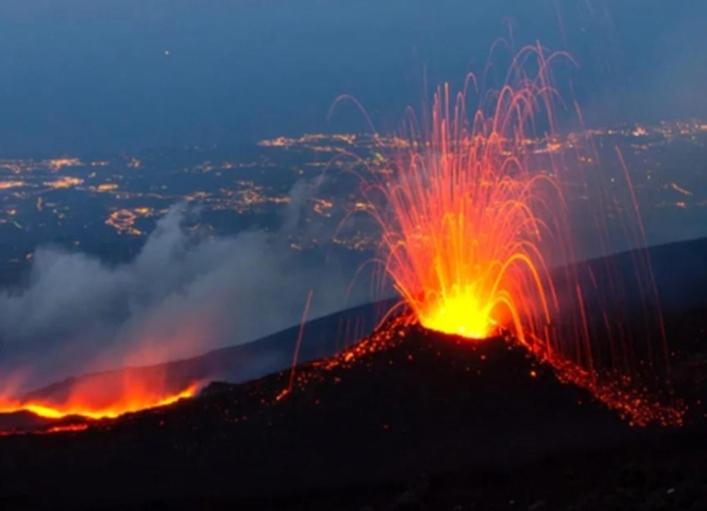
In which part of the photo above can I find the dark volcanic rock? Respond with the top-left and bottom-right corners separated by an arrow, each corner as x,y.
0,319 -> 704,510
11,299 -> 394,423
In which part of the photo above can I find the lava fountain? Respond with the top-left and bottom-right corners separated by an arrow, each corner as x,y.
358,45 -> 683,426
375,89 -> 556,342
366,47 -> 563,346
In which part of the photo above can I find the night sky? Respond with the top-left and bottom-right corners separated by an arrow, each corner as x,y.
0,0 -> 705,155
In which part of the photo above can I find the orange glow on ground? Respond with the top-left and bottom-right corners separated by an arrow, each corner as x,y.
0,384 -> 198,421
43,424 -> 90,434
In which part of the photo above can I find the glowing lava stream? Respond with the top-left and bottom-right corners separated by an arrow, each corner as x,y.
0,384 -> 198,421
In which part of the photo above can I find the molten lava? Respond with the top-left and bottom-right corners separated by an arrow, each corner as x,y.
0,379 -> 198,423
370,57 -> 557,346
378,146 -> 556,343
421,285 -> 496,339
360,45 -> 683,426
0,336 -> 203,433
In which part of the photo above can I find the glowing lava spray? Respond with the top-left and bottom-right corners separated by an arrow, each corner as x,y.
360,45 -> 682,426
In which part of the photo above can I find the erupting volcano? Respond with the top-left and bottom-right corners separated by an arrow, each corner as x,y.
374,82 -> 556,343
360,45 -> 683,426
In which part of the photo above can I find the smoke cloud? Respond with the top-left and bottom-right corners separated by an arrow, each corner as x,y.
0,191 -> 373,391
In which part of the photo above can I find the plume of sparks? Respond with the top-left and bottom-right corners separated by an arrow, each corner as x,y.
359,45 -> 683,426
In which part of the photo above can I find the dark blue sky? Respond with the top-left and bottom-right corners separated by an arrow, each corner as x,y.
0,0 -> 705,155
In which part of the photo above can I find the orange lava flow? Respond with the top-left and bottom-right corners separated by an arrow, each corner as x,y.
0,384 -> 198,421
43,424 -> 90,434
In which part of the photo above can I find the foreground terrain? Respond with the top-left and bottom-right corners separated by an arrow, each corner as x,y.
1,238 -> 706,510
0,313 -> 705,510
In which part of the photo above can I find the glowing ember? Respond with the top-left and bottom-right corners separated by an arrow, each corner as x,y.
43,424 -> 90,434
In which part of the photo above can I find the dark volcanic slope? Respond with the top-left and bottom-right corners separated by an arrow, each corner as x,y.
1,320 -> 704,510
20,236 -> 707,404
6,236 -> 705,436
0,238 -> 705,509
0,300 -> 393,433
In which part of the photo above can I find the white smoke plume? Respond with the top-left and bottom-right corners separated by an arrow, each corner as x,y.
0,192 -> 372,391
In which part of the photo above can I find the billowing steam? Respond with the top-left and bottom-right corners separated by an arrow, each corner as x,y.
0,186 -> 371,392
